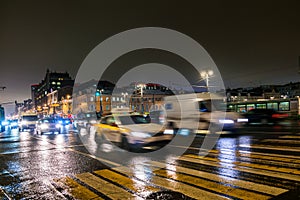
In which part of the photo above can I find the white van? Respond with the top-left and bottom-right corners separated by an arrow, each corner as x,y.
163,93 -> 246,133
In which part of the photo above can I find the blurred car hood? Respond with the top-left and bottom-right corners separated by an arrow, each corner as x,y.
119,123 -> 165,134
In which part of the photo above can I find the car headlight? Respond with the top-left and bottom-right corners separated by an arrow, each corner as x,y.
130,132 -> 151,138
237,118 -> 248,122
163,129 -> 174,135
1,121 -> 8,126
90,120 -> 97,124
11,122 -> 18,126
41,124 -> 49,129
219,119 -> 234,124
55,124 -> 62,128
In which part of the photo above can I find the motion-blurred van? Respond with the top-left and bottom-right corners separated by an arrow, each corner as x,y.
163,93 -> 246,133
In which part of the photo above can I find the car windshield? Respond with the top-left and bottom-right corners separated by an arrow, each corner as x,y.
118,115 -> 151,125
23,116 -> 38,121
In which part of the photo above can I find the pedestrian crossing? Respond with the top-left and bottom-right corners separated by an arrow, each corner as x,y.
51,134 -> 300,200
53,141 -> 300,200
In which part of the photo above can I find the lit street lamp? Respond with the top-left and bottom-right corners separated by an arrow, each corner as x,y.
137,84 -> 146,113
121,92 -> 128,107
96,89 -> 104,116
200,70 -> 214,89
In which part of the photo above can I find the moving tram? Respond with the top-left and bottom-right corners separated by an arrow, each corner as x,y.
227,98 -> 299,118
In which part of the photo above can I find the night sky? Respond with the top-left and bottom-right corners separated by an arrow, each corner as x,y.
1,0 -> 300,112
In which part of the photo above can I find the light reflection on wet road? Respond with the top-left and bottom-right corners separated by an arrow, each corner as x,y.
0,127 -> 299,199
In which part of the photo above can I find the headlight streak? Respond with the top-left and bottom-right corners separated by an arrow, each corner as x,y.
130,132 -> 151,138
41,124 -> 49,129
163,129 -> 174,135
237,118 -> 248,122
218,119 -> 234,124
55,124 -> 62,129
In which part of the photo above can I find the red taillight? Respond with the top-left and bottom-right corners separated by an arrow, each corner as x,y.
272,113 -> 289,118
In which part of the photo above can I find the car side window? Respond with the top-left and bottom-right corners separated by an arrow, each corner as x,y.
100,117 -> 107,124
107,117 -> 116,126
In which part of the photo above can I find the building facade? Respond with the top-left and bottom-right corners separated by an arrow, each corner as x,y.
31,69 -> 74,116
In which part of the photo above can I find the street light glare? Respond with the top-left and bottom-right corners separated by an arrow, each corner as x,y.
208,70 -> 214,76
200,71 -> 206,78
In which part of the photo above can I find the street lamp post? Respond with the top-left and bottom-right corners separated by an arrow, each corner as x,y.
200,70 -> 214,89
96,89 -> 104,116
121,92 -> 128,107
137,84 -> 145,113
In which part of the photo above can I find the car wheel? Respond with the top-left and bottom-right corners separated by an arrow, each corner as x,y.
95,132 -> 104,144
121,135 -> 130,151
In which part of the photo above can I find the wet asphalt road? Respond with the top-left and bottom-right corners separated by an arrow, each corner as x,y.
0,125 -> 300,199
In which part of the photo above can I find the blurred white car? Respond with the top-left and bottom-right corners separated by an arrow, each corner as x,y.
94,114 -> 174,150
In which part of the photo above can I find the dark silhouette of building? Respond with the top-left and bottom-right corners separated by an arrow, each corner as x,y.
31,69 -> 74,113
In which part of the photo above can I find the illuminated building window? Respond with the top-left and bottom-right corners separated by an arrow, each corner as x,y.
52,82 -> 56,85
57,82 -> 61,85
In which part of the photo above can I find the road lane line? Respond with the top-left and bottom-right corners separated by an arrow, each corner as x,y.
185,154 -> 300,175
67,149 -> 121,167
76,172 -> 143,200
113,167 -> 231,200
279,135 -> 300,139
178,155 -> 300,182
53,176 -> 101,200
209,149 -> 300,164
210,149 -> 300,161
94,169 -> 160,198
207,151 -> 300,168
239,144 -> 300,152
261,139 -> 300,144
152,168 -> 272,200
148,161 -> 287,196
169,144 -> 300,161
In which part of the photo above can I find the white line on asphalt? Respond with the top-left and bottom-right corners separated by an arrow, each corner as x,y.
178,156 -> 300,182
239,144 -> 300,152
67,148 -> 121,167
148,160 -> 287,196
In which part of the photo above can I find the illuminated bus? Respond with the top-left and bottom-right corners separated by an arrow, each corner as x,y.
227,98 -> 299,116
